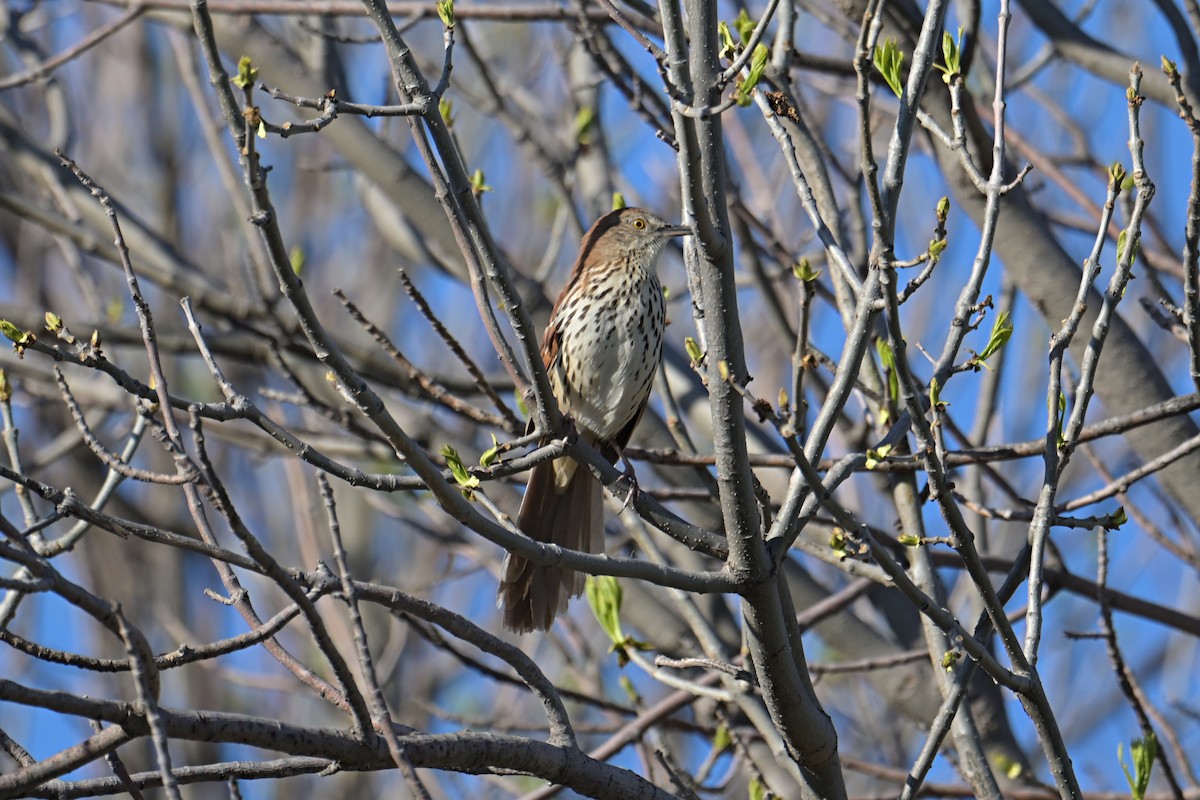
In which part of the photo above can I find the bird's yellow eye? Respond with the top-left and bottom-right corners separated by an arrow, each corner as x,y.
631,217 -> 647,229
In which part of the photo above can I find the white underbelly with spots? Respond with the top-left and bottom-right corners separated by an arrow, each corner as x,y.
553,274 -> 665,442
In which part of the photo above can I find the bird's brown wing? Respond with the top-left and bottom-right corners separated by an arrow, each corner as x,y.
540,314 -> 560,373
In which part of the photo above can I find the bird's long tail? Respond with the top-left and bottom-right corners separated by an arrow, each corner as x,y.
499,459 -> 603,632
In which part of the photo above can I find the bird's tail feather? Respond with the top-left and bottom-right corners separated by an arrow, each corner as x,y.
499,459 -> 603,633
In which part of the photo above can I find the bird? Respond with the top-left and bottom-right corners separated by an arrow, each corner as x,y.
499,207 -> 691,633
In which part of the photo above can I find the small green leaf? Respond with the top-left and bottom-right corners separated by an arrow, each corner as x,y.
792,258 -> 820,282
1117,229 -> 1140,268
514,389 -> 529,419
0,370 -> 11,402
777,387 -> 789,410
289,245 -> 306,276
469,168 -> 492,196
232,56 -> 258,89
734,8 -> 755,43
684,336 -> 703,364
439,97 -> 455,128
936,196 -> 950,222
1119,732 -> 1157,800
717,359 -> 731,381
749,776 -> 766,800
1109,161 -> 1127,188
875,338 -> 900,407
934,27 -> 964,83
829,529 -> 848,558
611,192 -> 626,211
735,44 -> 770,106
865,443 -> 893,470
480,433 -> 501,468
713,722 -> 733,753
992,753 -> 1024,780
973,310 -> 1013,366
898,534 -> 920,547
718,21 -> 737,60
1162,56 -> 1178,78
440,444 -> 479,493
928,238 -> 947,262
1110,506 -> 1128,528
0,320 -> 24,343
873,39 -> 905,97
929,376 -> 942,410
586,574 -> 625,647
44,311 -> 63,333
574,106 -> 597,145
1054,390 -> 1067,451
436,0 -> 455,28
941,649 -> 961,671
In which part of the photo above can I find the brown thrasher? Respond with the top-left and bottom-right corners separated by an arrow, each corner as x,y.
499,207 -> 691,633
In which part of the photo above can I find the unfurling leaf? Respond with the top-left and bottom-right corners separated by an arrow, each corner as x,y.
574,106 -> 597,145
929,376 -> 943,411
479,433 -> 502,468
440,444 -> 479,494
469,168 -> 492,196
735,44 -> 770,106
992,753 -> 1024,780
1117,229 -> 1141,268
734,9 -> 755,43
44,312 -> 63,332
973,310 -> 1013,367
0,320 -> 24,343
1118,732 -> 1157,800
586,575 -> 634,665
289,245 -> 306,276
792,258 -> 820,282
934,27 -> 964,83
436,0 -> 455,28
875,338 -> 900,407
874,39 -> 905,97
712,722 -> 733,753
829,528 -> 848,559
1109,161 -> 1127,188
864,443 -> 893,470
928,238 -> 947,262
232,56 -> 258,89
718,21 -> 737,60
684,336 -> 703,364
611,192 -> 626,210
898,534 -> 920,547
1054,390 -> 1067,451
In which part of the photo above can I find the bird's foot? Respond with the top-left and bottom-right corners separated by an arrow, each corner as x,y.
617,450 -> 640,512
562,413 -> 580,443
